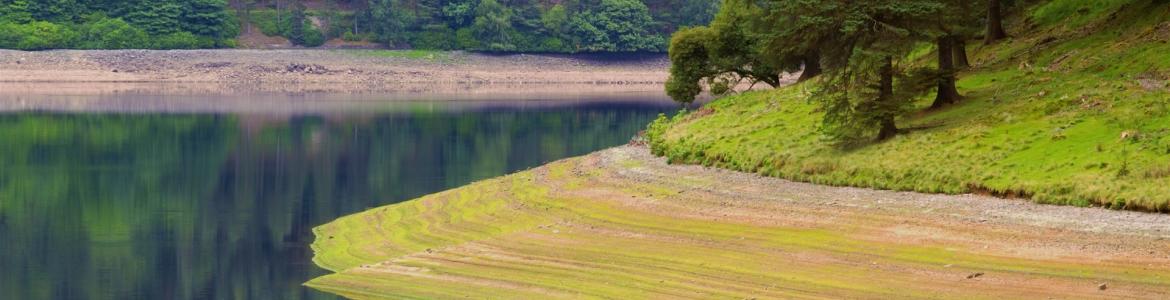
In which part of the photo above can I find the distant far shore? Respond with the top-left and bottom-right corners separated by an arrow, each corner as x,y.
0,49 -> 669,94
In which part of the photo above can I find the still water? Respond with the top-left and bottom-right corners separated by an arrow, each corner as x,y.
0,91 -> 676,299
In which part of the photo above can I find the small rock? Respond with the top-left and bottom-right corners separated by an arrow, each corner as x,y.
1120,130 -> 1140,141
1098,283 -> 1107,290
966,272 -> 984,279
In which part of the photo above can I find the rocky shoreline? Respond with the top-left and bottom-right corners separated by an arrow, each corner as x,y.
0,49 -> 670,93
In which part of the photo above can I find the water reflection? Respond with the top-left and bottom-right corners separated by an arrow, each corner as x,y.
0,98 -> 674,299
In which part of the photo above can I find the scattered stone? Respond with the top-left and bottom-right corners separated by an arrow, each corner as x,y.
285,63 -> 330,74
1098,283 -> 1108,290
1120,130 -> 1140,141
1137,78 -> 1168,91
195,61 -> 233,69
966,272 -> 984,279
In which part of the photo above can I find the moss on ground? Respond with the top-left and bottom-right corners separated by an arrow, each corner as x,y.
648,0 -> 1170,212
307,152 -> 1170,299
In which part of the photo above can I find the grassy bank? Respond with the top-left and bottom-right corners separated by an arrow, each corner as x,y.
648,0 -> 1170,211
307,147 -> 1170,299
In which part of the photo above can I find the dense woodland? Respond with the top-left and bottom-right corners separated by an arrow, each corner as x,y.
0,0 -> 718,51
666,0 -> 1018,142
0,0 -> 240,49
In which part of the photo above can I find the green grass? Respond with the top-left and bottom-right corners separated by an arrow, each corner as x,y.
1030,0 -> 1132,28
647,0 -> 1170,212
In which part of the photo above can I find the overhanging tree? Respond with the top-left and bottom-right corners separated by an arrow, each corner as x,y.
663,0 -> 795,105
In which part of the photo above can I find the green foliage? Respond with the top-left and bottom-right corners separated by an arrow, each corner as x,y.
0,0 -> 709,51
664,0 -> 790,104
0,21 -> 78,50
0,0 -> 34,23
469,0 -> 516,51
665,26 -> 715,105
29,0 -> 78,22
571,0 -> 665,52
152,31 -> 214,49
1030,0 -> 1129,28
249,8 -> 323,47
0,0 -> 236,50
286,4 -> 323,46
413,24 -> 457,50
77,17 -> 149,49
248,9 -> 283,36
360,0 -> 705,52
180,0 -> 238,38
124,0 -> 182,35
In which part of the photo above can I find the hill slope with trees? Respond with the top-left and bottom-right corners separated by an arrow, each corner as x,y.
652,0 -> 1170,211
0,0 -> 718,52
0,0 -> 239,49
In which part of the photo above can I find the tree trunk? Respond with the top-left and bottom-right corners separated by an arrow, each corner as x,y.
932,36 -> 962,109
877,56 -> 898,140
984,0 -> 1007,44
276,0 -> 282,27
953,39 -> 970,69
797,51 -> 822,82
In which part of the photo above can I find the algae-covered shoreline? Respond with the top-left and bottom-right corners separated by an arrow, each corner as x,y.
307,146 -> 1170,299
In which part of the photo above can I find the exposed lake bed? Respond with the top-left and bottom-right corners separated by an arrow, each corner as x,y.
0,50 -> 669,90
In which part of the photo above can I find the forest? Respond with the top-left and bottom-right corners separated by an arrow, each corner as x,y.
0,0 -> 240,49
0,0 -> 718,52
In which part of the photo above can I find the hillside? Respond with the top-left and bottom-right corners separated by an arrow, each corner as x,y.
0,0 -> 718,52
649,0 -> 1170,211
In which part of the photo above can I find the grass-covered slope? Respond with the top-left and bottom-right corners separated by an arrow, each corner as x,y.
648,0 -> 1170,211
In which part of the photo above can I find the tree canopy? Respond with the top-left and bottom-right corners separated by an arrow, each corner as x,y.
0,0 -> 238,49
667,0 -> 1010,142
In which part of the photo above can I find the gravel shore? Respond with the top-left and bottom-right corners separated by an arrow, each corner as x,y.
0,49 -> 669,93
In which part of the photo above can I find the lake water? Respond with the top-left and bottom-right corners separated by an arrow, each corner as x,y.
0,90 -> 676,299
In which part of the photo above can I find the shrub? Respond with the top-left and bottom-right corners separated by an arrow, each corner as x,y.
455,28 -> 479,49
152,31 -> 213,49
412,25 -> 457,50
540,37 -> 567,52
78,18 -> 150,49
0,21 -> 79,50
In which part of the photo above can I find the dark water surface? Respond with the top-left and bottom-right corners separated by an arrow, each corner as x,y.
0,92 -> 676,299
